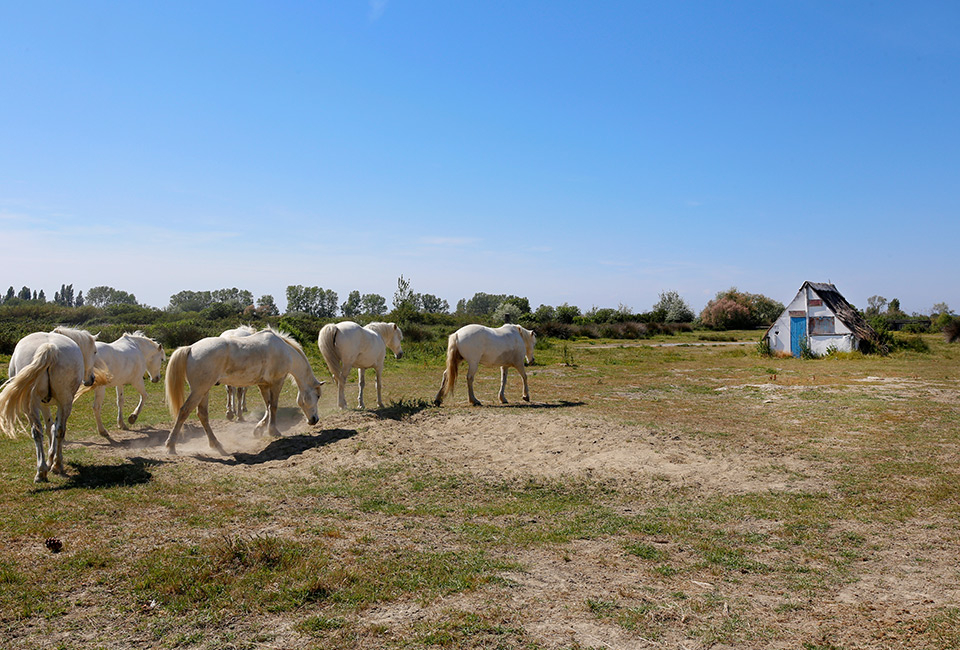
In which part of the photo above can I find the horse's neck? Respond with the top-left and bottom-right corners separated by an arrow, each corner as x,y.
282,345 -> 317,387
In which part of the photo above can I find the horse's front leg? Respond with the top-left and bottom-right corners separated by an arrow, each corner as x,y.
467,362 -> 482,406
516,363 -> 530,402
92,386 -> 113,440
225,386 -> 236,420
253,384 -> 282,437
30,405 -> 49,483
128,377 -> 148,426
115,385 -> 127,429
357,368 -> 366,409
196,393 -> 226,455
375,364 -> 384,409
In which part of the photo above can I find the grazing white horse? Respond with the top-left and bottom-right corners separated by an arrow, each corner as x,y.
163,327 -> 324,455
220,325 -> 256,420
318,321 -> 404,409
75,331 -> 165,441
0,327 -> 100,482
434,324 -> 536,406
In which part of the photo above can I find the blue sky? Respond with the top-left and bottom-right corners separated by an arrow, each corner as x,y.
2,2 -> 958,314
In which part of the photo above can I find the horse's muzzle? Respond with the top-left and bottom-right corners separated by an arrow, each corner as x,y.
151,376 -> 161,383
84,374 -> 95,387
308,415 -> 319,426
395,351 -> 404,360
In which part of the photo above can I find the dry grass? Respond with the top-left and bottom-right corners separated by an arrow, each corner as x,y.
0,330 -> 958,648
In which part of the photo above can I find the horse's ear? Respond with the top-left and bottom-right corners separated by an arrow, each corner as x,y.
318,380 -> 326,385
93,331 -> 101,340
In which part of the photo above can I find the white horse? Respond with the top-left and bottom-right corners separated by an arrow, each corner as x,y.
75,331 -> 165,441
434,324 -> 536,406
0,327 -> 101,482
220,325 -> 256,420
164,327 -> 324,455
318,321 -> 404,409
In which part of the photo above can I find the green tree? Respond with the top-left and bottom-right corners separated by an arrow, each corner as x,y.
652,290 -> 694,323
285,285 -> 338,317
87,285 -> 138,308
555,303 -> 581,324
257,294 -> 279,317
393,275 -> 418,312
75,290 -> 84,307
4,287 -> 13,303
341,290 -> 362,318
168,290 -> 213,312
418,293 -> 449,314
361,293 -> 387,316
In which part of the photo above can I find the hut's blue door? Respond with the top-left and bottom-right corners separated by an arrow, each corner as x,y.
790,317 -> 806,357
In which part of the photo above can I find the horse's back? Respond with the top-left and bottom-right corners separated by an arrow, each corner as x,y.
337,322 -> 386,366
9,333 -> 84,400
186,332 -> 292,386
453,324 -> 524,365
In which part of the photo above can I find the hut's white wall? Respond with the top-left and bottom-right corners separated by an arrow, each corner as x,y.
765,285 -> 859,355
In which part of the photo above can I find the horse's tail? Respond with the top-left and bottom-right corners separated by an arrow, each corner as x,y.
0,343 -> 59,438
164,347 -> 190,419
318,324 -> 345,386
74,360 -> 114,402
435,333 -> 463,405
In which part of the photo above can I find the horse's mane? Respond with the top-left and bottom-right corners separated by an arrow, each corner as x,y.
236,324 -> 257,335
52,326 -> 97,344
263,326 -> 306,356
365,322 -> 399,339
124,330 -> 161,345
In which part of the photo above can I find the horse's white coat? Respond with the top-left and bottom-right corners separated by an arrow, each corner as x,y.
318,321 -> 403,409
0,328 -> 99,481
434,324 -> 536,406
76,332 -> 165,440
220,325 -> 256,420
163,328 -> 324,454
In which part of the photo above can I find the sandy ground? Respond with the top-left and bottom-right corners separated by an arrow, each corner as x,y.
77,396 -> 958,650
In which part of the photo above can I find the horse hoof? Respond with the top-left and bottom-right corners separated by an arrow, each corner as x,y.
226,412 -> 235,421
522,395 -> 530,402
471,401 -> 483,407
128,414 -> 138,425
165,446 -> 178,456
34,474 -> 49,483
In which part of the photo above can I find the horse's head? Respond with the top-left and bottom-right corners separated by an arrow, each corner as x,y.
297,380 -> 325,426
521,326 -> 537,365
388,323 -> 404,360
146,340 -> 166,383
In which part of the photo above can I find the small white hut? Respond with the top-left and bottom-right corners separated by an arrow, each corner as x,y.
764,282 -> 879,357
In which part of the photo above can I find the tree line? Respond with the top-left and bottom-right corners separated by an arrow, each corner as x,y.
3,279 -> 955,333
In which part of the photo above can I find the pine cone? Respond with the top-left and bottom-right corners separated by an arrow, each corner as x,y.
44,538 -> 63,553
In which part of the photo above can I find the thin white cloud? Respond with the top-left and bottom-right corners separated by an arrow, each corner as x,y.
369,0 -> 388,21
419,236 -> 481,246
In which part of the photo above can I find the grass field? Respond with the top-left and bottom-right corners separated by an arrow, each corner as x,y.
0,330 -> 958,649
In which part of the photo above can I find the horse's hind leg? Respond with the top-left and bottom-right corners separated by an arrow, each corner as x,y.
466,362 -> 482,406
196,394 -> 226,455
49,402 -> 72,476
498,367 -> 509,404
164,389 -> 207,455
116,385 -> 128,430
374,364 -> 384,409
30,406 -> 49,483
92,386 -> 113,439
128,377 -> 147,426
